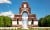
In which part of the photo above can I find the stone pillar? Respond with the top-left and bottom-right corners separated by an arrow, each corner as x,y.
18,21 -> 22,25
28,21 -> 32,25
12,20 -> 17,26
33,21 -> 38,26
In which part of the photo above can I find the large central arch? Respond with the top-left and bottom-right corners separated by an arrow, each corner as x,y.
22,11 -> 28,29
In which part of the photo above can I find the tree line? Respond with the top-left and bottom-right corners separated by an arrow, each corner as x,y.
0,16 -> 12,27
38,15 -> 50,27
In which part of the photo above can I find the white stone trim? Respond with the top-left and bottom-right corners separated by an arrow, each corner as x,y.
33,21 -> 38,25
12,21 -> 17,26
28,21 -> 31,25
24,4 -> 27,8
18,21 -> 22,25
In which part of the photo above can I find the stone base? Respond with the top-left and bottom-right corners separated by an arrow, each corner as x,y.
22,28 -> 28,29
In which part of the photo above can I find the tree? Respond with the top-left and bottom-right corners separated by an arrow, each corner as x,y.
0,16 -> 4,27
38,15 -> 50,27
45,15 -> 50,27
0,16 -> 12,27
4,16 -> 12,27
38,18 -> 43,27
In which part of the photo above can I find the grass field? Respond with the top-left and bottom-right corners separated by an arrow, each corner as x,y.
0,27 -> 50,30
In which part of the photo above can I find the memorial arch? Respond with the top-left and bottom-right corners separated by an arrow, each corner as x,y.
12,0 -> 38,28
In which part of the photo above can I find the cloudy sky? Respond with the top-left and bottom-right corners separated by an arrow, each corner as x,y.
0,0 -> 50,19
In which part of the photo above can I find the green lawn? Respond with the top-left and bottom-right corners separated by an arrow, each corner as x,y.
0,28 -> 50,30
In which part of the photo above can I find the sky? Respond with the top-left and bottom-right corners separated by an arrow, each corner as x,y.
0,0 -> 50,20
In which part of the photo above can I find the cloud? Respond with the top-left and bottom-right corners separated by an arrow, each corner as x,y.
0,11 -> 14,18
0,0 -> 11,4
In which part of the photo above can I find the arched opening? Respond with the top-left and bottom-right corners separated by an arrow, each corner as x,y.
31,19 -> 33,25
22,11 -> 28,15
17,19 -> 19,25
22,12 -> 28,29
